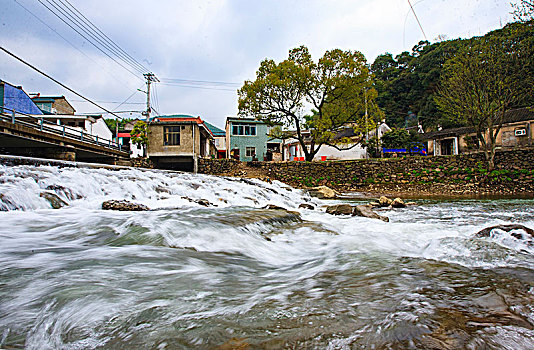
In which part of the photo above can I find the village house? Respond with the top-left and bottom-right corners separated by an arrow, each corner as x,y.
283,122 -> 391,161
116,119 -> 144,158
204,121 -> 227,159
30,94 -> 76,115
422,107 -> 534,156
225,117 -> 282,161
1,80 -> 113,142
147,114 -> 216,172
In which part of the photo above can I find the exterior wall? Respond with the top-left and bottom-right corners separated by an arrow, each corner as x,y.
52,98 -> 75,115
1,82 -> 43,115
496,121 -> 532,148
283,140 -> 366,161
227,120 -> 270,161
147,123 -> 197,157
89,118 -> 113,140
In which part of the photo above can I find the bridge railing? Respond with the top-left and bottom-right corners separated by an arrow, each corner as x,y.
0,107 -> 124,152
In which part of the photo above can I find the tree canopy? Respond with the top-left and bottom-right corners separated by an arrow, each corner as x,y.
238,45 -> 381,161
371,20 -> 533,131
435,22 -> 532,170
130,120 -> 149,156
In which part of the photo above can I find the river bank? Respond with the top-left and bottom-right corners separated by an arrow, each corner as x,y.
198,148 -> 534,198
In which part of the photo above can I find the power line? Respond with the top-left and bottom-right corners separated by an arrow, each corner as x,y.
159,82 -> 238,92
0,45 -> 125,120
12,0 -> 135,90
407,0 -> 427,40
56,0 -> 150,74
159,77 -> 241,87
70,99 -> 145,105
36,0 -> 143,79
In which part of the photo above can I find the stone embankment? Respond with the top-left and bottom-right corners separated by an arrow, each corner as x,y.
198,148 -> 534,197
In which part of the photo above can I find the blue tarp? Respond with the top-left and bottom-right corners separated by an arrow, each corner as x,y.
1,81 -> 43,115
383,147 -> 427,155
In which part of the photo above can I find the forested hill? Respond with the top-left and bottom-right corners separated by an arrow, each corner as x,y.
371,20 -> 534,130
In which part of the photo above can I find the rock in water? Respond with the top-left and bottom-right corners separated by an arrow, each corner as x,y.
379,196 -> 393,207
391,197 -> 406,208
102,200 -> 149,211
326,204 -> 353,216
298,203 -> 315,210
306,186 -> 339,199
40,192 -> 67,209
264,204 -> 288,211
353,205 -> 389,222
475,224 -> 534,240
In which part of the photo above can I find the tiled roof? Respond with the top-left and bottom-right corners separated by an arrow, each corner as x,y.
204,121 -> 226,136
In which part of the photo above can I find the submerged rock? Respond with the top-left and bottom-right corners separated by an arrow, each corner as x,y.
326,204 -> 353,216
306,186 -> 339,199
40,192 -> 68,209
102,200 -> 149,211
353,205 -> 389,222
475,224 -> 534,239
45,185 -> 82,200
298,203 -> 315,210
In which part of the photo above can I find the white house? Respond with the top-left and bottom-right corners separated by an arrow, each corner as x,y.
283,123 -> 391,161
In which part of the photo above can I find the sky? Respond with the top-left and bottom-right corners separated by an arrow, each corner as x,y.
0,0 -> 517,129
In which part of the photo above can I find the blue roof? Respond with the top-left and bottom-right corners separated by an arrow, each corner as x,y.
204,121 -> 225,136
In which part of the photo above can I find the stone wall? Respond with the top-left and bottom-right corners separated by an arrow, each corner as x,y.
131,157 -> 155,168
198,158 -> 242,175
198,148 -> 534,196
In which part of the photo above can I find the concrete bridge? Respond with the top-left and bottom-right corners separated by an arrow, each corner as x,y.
0,111 -> 130,165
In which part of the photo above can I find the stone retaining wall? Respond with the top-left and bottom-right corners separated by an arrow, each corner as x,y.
197,158 -> 242,175
198,149 -> 534,196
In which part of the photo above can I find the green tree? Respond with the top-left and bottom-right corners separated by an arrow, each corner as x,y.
130,121 -> 149,157
380,128 -> 423,150
435,31 -> 529,170
238,45 -> 381,161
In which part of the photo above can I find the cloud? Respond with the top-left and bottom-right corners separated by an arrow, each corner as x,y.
0,0 -> 516,128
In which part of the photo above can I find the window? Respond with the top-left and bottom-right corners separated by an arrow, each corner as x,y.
232,123 -> 256,136
164,126 -> 180,145
246,147 -> 256,157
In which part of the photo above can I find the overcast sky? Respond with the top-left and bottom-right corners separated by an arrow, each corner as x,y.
0,0 -> 516,128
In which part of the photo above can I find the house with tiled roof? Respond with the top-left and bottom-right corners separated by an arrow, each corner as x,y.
203,121 -> 227,158
422,107 -> 534,155
146,114 -> 217,172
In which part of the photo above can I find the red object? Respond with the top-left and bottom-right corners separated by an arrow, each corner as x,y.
293,157 -> 299,161
321,156 -> 327,161
299,157 -> 304,161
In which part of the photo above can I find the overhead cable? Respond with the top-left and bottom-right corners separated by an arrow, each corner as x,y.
0,46 -> 124,120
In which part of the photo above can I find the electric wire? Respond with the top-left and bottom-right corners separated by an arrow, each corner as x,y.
407,0 -> 428,40
12,0 -> 135,90
0,45 -> 125,120
56,0 -> 149,74
44,0 -> 146,75
159,82 -> 237,92
36,0 -> 143,79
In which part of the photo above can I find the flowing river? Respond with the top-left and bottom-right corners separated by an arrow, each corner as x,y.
0,164 -> 533,349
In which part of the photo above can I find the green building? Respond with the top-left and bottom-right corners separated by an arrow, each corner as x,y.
225,117 -> 281,161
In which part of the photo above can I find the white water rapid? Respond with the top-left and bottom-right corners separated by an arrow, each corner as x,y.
1,164 -> 533,349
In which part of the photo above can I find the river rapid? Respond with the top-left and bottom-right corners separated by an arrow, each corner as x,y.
0,164 -> 533,349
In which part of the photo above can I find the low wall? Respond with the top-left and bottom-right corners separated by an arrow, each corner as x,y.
198,149 -> 534,196
197,158 -> 242,175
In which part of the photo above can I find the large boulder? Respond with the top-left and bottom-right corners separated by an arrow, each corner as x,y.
353,205 -> 389,222
378,196 -> 393,207
102,200 -> 149,211
326,204 -> 353,216
306,186 -> 340,199
391,197 -> 407,208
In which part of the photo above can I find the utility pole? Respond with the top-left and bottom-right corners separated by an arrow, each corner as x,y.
142,73 -> 159,120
